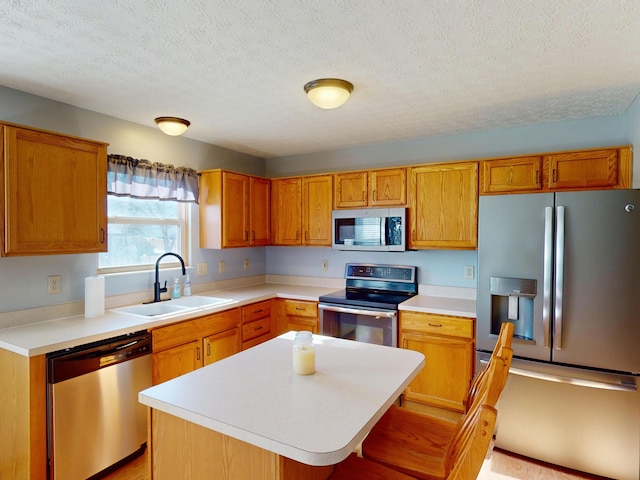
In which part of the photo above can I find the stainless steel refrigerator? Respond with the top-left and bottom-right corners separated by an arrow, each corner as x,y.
477,189 -> 640,480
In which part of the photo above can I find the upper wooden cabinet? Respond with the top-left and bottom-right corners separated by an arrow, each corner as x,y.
271,174 -> 332,246
199,170 -> 270,249
480,146 -> 632,195
408,162 -> 478,250
1,123 -> 108,256
334,168 -> 407,208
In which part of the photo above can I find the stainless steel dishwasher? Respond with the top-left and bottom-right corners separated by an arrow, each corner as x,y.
46,330 -> 152,480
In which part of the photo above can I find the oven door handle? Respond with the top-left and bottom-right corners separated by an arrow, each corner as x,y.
318,304 -> 396,318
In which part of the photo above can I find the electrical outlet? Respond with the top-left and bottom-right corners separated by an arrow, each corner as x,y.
244,259 -> 249,270
218,261 -> 226,274
464,265 -> 475,280
197,262 -> 208,275
322,260 -> 328,271
48,275 -> 62,294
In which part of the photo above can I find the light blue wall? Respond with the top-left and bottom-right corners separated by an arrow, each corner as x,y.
0,86 -> 266,313
1,85 -> 638,315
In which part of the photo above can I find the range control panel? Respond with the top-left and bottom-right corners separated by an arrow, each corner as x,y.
345,263 -> 416,283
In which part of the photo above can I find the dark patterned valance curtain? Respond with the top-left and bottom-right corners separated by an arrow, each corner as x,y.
107,154 -> 199,203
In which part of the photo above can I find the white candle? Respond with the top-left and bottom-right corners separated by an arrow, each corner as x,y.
293,345 -> 316,375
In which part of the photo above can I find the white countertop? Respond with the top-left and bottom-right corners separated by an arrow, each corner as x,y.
139,332 -> 425,466
0,282 -> 477,357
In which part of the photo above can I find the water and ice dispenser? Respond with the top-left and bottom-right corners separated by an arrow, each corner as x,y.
489,276 -> 536,341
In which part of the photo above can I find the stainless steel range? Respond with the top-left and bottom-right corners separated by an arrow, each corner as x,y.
319,263 -> 417,347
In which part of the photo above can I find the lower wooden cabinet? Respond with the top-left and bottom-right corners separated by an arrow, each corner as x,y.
241,299 -> 273,350
151,308 -> 241,384
399,311 -> 475,412
274,299 -> 319,335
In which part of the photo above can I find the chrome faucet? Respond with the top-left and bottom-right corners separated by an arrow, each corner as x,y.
147,252 -> 186,303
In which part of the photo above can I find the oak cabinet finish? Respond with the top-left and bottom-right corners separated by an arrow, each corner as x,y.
333,168 -> 406,208
271,175 -> 332,246
1,123 -> 108,256
408,161 -> 478,250
400,311 -> 475,412
151,308 -> 241,384
480,146 -> 632,195
241,299 -> 273,350
199,170 -> 270,249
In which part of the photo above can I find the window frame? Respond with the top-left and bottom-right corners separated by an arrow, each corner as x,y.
97,198 -> 190,275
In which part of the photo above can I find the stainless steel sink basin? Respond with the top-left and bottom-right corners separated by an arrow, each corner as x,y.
169,295 -> 235,308
111,295 -> 236,319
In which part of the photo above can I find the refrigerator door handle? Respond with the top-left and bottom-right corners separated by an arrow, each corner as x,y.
542,206 -> 554,348
554,205 -> 565,350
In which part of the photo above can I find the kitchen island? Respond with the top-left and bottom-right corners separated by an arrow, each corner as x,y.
139,332 -> 425,480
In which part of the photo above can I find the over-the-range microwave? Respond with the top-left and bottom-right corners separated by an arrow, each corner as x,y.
332,208 -> 406,251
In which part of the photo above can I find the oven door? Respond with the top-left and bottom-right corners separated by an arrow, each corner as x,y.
318,304 -> 398,347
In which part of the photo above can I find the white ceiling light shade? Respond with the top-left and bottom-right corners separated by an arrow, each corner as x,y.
304,78 -> 354,109
154,117 -> 191,136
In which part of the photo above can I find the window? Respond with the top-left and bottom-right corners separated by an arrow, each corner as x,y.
98,196 -> 189,273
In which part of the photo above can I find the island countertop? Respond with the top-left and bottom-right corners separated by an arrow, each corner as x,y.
139,332 -> 425,467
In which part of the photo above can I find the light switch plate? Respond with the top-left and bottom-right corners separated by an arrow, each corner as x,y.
464,265 -> 475,280
197,262 -> 208,276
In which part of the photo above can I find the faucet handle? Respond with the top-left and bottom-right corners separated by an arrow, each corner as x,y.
160,280 -> 168,293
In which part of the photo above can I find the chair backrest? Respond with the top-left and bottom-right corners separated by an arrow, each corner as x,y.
445,403 -> 498,480
465,321 -> 514,411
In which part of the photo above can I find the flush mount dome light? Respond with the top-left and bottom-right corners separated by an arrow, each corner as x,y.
304,78 -> 354,109
154,117 -> 191,136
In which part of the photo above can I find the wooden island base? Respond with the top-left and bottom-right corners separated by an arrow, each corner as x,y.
150,410 -> 335,480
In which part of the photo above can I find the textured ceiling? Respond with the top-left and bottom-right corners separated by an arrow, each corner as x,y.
1,0 -> 640,159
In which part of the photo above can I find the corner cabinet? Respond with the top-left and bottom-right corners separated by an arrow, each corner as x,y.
1,123 -> 108,256
400,311 -> 475,413
271,174 -> 332,246
199,170 -> 270,249
408,162 -> 478,250
333,167 -> 407,208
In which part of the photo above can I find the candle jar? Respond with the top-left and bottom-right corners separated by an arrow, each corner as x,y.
292,331 -> 315,375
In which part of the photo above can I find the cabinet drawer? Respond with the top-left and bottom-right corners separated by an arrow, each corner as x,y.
242,300 -> 272,323
283,300 -> 317,318
400,311 -> 474,339
152,308 -> 240,351
242,317 -> 271,341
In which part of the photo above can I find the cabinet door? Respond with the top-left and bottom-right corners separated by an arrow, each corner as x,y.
271,178 -> 302,245
369,168 -> 406,206
302,175 -> 332,246
222,171 -> 250,247
152,340 -> 201,385
402,332 -> 473,412
203,328 -> 241,366
249,176 -> 270,246
409,162 -> 478,249
481,156 -> 542,194
547,149 -> 619,190
334,171 -> 368,208
2,125 -> 107,255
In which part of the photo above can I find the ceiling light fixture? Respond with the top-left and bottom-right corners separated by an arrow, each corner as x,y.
154,117 -> 191,136
304,78 -> 354,109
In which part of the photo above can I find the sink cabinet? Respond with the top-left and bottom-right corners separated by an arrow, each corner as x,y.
151,308 -> 241,384
1,123 -> 108,256
399,311 -> 475,413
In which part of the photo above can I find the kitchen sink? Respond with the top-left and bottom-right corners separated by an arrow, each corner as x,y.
111,295 -> 236,319
169,295 -> 235,308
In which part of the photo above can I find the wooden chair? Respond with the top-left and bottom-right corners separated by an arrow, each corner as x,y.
360,347 -> 511,480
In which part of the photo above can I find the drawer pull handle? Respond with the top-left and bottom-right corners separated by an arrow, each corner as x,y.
428,323 -> 443,327
255,325 -> 264,331
296,307 -> 305,311
254,309 -> 263,314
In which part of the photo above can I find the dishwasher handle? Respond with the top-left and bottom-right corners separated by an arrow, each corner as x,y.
48,331 -> 152,384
